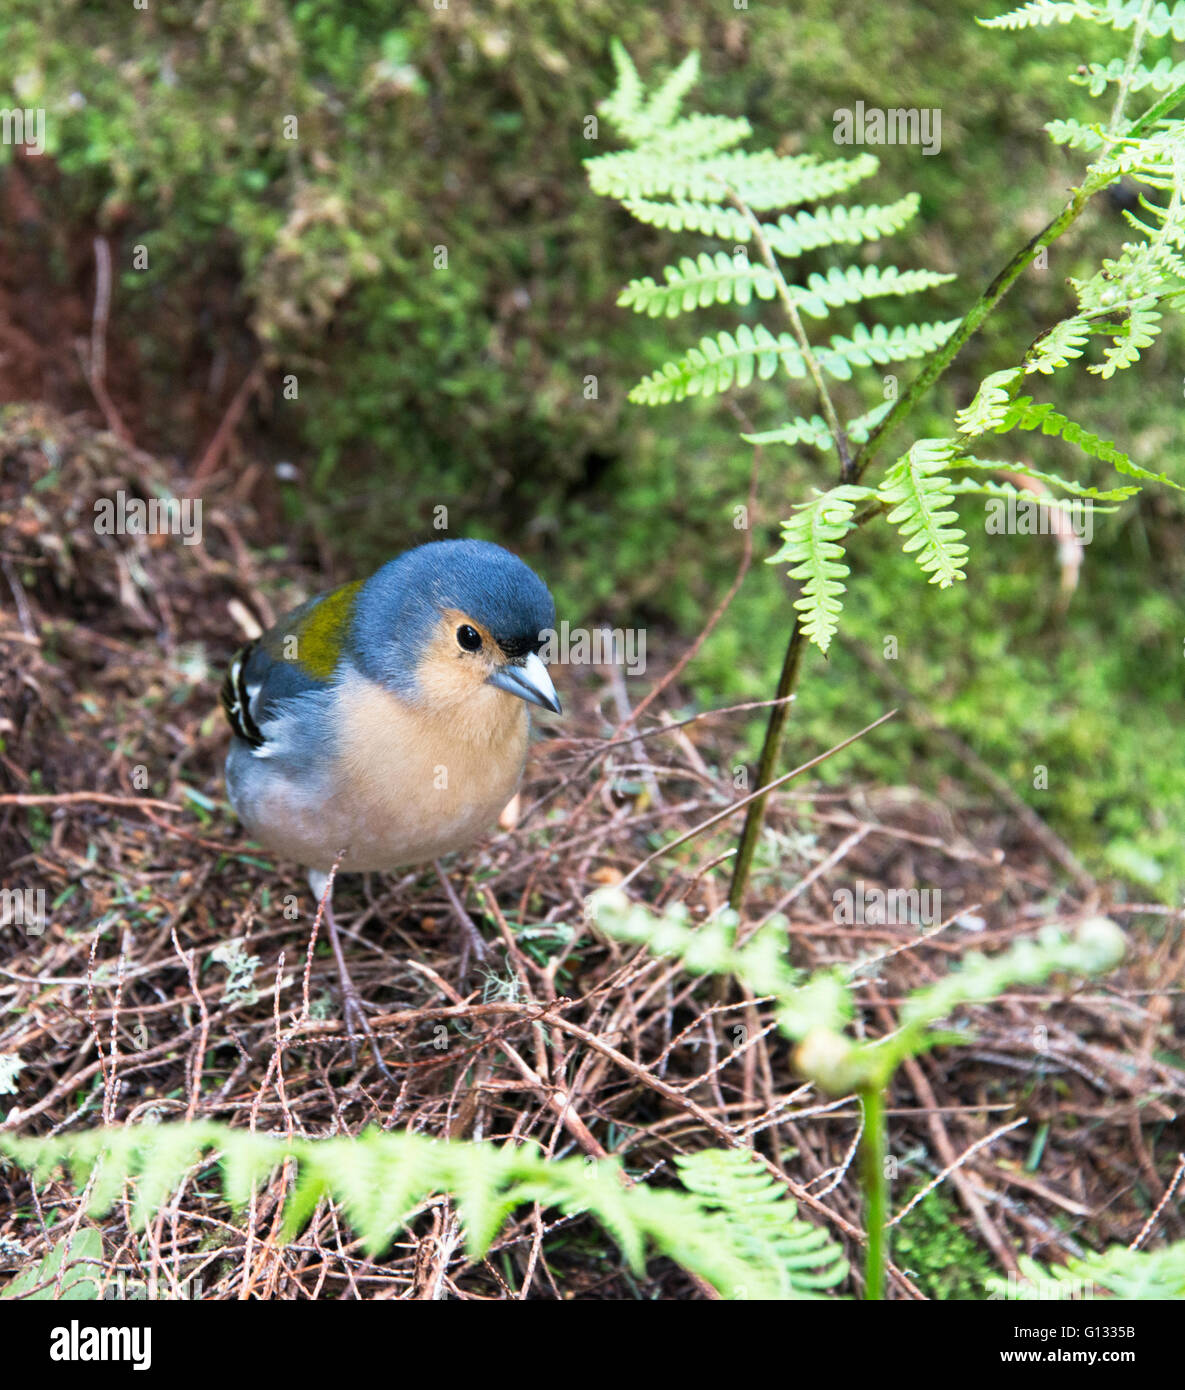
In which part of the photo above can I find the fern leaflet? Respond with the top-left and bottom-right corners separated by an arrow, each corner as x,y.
877,439 -> 969,586
767,485 -> 875,652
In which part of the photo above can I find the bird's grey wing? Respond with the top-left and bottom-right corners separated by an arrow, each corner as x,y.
220,596 -> 329,752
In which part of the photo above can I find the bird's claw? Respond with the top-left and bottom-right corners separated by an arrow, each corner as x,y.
339,987 -> 394,1081
457,922 -> 492,982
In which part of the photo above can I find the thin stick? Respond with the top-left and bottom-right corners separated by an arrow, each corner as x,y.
619,708 -> 896,890
83,236 -> 133,444
187,362 -> 264,491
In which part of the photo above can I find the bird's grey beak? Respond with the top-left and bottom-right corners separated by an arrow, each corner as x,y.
487,650 -> 561,714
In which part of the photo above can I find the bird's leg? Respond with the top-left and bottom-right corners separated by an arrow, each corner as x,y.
308,869 -> 392,1080
433,860 -> 490,978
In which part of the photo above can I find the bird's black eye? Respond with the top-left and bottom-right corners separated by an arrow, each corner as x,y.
456,624 -> 483,653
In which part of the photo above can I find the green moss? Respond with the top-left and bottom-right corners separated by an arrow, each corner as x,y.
893,1187 -> 996,1300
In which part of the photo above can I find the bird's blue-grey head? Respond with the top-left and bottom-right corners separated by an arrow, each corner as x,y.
350,540 -> 560,713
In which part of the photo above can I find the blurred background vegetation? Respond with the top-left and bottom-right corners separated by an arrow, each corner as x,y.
2,0 -> 1182,895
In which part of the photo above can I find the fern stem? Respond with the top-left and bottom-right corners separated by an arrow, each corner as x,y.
726,190 -> 852,471
723,186 -> 853,913
849,78 -> 1185,485
859,1085 -> 888,1301
727,620 -> 806,912
727,493 -> 887,911
1108,0 -> 1154,133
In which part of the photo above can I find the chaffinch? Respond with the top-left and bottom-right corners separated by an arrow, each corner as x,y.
221,539 -> 560,1061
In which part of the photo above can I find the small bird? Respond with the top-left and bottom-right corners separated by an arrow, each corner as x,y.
220,539 -> 560,1061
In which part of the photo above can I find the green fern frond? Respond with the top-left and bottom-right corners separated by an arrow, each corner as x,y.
599,44 -> 717,145
845,401 -> 895,443
622,262 -> 953,327
1123,202 -> 1185,255
1073,241 -> 1185,311
981,1 -> 1185,35
763,195 -> 922,254
877,438 -> 969,586
790,265 -> 955,318
954,368 -> 1023,435
1003,397 -> 1185,489
628,324 -> 803,404
593,888 -> 1124,1094
600,38 -> 647,138
1092,297 -> 1163,374
1045,116 -> 1107,148
585,147 -> 879,208
1141,1 -> 1185,40
1025,315 -> 1091,374
947,476 -> 1122,512
995,1243 -> 1185,1300
742,403 -> 892,451
767,485 -> 875,651
816,318 -> 961,380
978,1 -> 1101,30
0,1121 -> 849,1301
619,197 -> 751,238
673,1149 -> 849,1294
900,917 -> 1125,1034
950,456 -> 1140,499
619,252 -> 778,317
620,190 -> 926,249
591,43 -> 963,655
640,50 -> 701,133
713,150 -> 881,208
639,113 -> 755,160
742,416 -> 834,449
1070,54 -> 1185,95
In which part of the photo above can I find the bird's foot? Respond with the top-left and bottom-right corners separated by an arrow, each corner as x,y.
337,983 -> 394,1081
455,913 -> 492,981
434,859 -> 492,982
313,872 -> 394,1081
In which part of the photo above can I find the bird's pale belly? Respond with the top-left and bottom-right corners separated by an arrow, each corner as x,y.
242,768 -> 521,873
232,674 -> 529,874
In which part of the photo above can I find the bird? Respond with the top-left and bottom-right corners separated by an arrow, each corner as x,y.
220,538 -> 560,1066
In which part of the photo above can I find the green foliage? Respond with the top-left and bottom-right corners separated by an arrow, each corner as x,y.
586,28 -> 1185,657
767,485 -> 875,652
673,1148 -> 848,1295
594,889 -> 1125,1092
991,1242 -> 1185,1299
1071,53 -> 1185,93
582,6 -> 1185,896
892,1188 -> 996,1300
626,320 -> 958,406
592,889 -> 1130,1297
586,41 -> 967,646
985,1 -> 1185,388
586,40 -> 957,413
1002,397 -> 1183,488
0,1230 -> 102,1301
0,1123 -> 847,1300
949,458 -> 1138,500
876,439 -> 969,587
12,2 -> 1179,894
626,324 -> 804,404
982,2 -> 1185,38
1025,315 -> 1091,374
621,259 -> 953,323
620,251 -> 779,317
